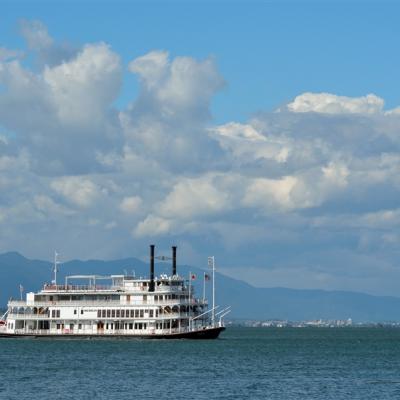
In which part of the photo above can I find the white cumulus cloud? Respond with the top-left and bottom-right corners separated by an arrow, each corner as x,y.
51,176 -> 100,208
119,196 -> 142,214
158,174 -> 231,219
134,214 -> 174,237
20,19 -> 53,50
2,20 -> 400,295
287,92 -> 384,114
43,43 -> 121,125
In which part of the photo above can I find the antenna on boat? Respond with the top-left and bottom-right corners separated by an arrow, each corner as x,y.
53,251 -> 60,285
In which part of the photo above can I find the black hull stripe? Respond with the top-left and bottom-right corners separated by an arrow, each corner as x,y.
0,326 -> 225,340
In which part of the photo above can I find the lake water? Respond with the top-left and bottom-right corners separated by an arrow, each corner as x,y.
1,327 -> 400,399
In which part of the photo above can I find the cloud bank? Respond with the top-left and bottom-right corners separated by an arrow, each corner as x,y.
1,21 -> 400,295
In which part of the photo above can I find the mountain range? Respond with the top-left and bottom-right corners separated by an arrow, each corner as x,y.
1,251 -> 400,322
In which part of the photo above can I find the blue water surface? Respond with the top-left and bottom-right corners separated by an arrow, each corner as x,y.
1,327 -> 400,399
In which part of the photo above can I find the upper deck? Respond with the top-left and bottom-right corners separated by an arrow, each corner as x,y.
40,274 -> 187,295
7,245 -> 207,310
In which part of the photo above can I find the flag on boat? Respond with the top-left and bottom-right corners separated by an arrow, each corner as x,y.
190,274 -> 196,280
204,274 -> 211,281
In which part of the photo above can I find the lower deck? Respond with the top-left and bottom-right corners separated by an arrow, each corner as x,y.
5,318 -> 208,335
0,326 -> 225,340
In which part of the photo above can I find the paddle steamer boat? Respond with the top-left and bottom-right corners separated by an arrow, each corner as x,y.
0,245 -> 229,339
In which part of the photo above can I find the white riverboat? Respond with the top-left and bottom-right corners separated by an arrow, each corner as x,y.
0,245 -> 229,339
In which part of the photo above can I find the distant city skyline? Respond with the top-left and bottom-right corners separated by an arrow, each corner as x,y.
1,1 -> 400,296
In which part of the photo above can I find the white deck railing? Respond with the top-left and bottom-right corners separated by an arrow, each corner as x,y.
11,325 -> 215,336
8,299 -> 207,308
8,312 -> 208,321
41,284 -> 188,293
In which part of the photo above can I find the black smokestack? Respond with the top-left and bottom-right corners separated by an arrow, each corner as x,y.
149,244 -> 155,292
172,246 -> 177,276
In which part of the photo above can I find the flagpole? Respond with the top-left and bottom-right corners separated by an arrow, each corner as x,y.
188,271 -> 191,332
203,272 -> 206,304
211,256 -> 215,327
54,251 -> 59,286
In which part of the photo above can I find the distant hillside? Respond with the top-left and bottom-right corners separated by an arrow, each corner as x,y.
1,252 -> 400,322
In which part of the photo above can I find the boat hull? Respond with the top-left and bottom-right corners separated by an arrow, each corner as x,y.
0,326 -> 225,340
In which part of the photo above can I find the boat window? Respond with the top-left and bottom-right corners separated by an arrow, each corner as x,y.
97,310 -> 101,318
130,309 -> 134,318
74,309 -> 77,315
81,310 -> 84,314
78,324 -> 82,330
116,310 -> 120,318
140,310 -> 144,318
129,323 -> 133,329
107,310 -> 111,318
121,310 -> 125,318
57,324 -> 61,329
56,310 -> 60,318
112,310 -> 115,318
135,309 -> 139,318
149,310 -> 154,318
102,310 -> 106,318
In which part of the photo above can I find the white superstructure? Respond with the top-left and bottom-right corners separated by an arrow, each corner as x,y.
0,246 -> 229,339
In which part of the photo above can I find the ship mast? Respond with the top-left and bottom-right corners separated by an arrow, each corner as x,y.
208,256 -> 216,327
53,251 -> 60,285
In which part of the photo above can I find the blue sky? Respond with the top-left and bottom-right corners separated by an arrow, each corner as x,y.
3,1 -> 400,122
1,1 -> 400,296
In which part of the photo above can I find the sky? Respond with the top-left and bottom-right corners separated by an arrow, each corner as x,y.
1,0 -> 400,296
